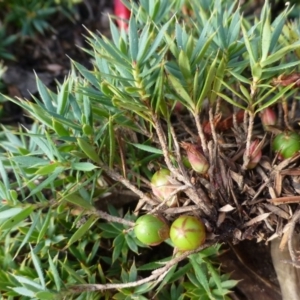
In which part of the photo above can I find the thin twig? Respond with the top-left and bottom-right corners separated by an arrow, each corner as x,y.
193,111 -> 208,154
169,123 -> 189,178
100,164 -> 158,206
91,209 -> 135,227
164,205 -> 199,214
175,111 -> 198,139
152,113 -> 213,216
68,239 -> 218,293
242,112 -> 255,170
148,184 -> 189,214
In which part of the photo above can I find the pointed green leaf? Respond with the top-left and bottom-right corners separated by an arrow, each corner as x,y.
0,206 -> 33,230
77,138 -> 100,164
71,162 -> 97,171
35,73 -> 55,112
178,50 -> 192,80
168,73 -> 194,109
261,11 -> 271,62
196,54 -> 218,111
11,287 -> 35,297
30,245 -> 45,288
67,216 -> 98,247
0,207 -> 23,220
63,193 -> 94,210
241,25 -> 256,66
131,143 -> 163,154
48,254 -> 63,290
129,17 -> 138,61
261,41 -> 300,67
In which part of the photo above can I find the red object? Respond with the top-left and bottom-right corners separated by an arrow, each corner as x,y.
272,73 -> 300,87
260,107 -> 276,127
114,0 -> 131,30
203,110 -> 245,135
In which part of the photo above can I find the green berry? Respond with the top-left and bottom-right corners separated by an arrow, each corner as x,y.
170,215 -> 206,251
134,214 -> 169,246
151,169 -> 177,207
272,132 -> 300,159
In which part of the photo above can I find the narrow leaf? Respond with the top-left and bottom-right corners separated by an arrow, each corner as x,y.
0,206 -> 33,230
30,245 -> 45,288
67,216 -> 97,247
77,138 -> 101,164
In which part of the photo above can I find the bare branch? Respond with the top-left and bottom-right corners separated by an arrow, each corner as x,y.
68,239 -> 218,293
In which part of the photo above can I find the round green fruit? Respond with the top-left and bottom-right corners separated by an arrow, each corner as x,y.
151,169 -> 177,207
134,214 -> 169,246
170,215 -> 206,251
272,132 -> 300,159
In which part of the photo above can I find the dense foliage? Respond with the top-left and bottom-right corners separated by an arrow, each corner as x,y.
1,0 -> 300,299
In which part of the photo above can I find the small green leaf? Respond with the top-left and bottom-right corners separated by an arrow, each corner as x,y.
239,84 -> 251,102
252,62 -> 262,81
67,216 -> 98,247
11,287 -> 35,297
155,265 -> 177,295
131,143 -> 163,154
261,41 -> 300,67
255,85 -> 295,113
56,78 -> 70,115
35,291 -> 56,300
0,206 -> 33,230
10,156 -> 49,168
261,11 -> 271,62
35,73 -> 55,112
221,279 -> 239,289
129,17 -> 138,61
210,55 -> 226,104
178,50 -> 192,80
168,73 -> 194,109
82,124 -> 93,136
27,167 -> 64,198
30,245 -> 45,288
189,254 -> 212,297
0,207 -> 23,220
229,70 -> 252,84
14,212 -> 40,259
241,24 -> 256,67
196,54 -> 218,111
112,234 -> 125,262
37,210 -> 52,243
72,60 -> 100,87
63,193 -> 94,210
52,118 -> 69,137
71,162 -> 98,171
59,261 -> 86,283
48,254 -> 63,291
35,162 -> 60,175
77,138 -> 101,164
13,275 -> 44,289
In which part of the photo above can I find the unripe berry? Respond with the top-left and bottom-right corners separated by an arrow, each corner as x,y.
181,142 -> 209,174
272,132 -> 300,159
134,214 -> 169,246
170,215 -> 206,251
151,169 -> 177,207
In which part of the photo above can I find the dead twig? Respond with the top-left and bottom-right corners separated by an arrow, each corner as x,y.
91,209 -> 135,227
68,239 -> 218,293
152,113 -> 214,217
